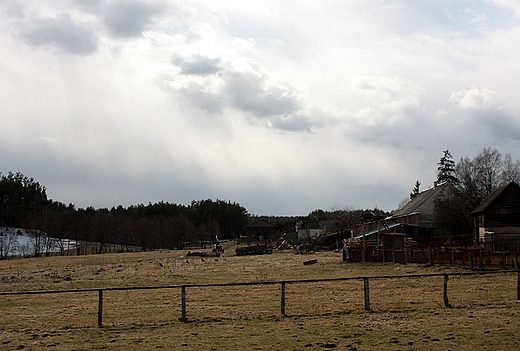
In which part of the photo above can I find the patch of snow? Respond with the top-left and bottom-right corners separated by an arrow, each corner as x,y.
0,227 -> 77,257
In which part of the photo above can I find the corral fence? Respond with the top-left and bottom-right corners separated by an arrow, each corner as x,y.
346,247 -> 519,270
1,269 -> 519,327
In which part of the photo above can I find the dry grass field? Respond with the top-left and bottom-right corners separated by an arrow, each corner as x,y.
1,242 -> 519,350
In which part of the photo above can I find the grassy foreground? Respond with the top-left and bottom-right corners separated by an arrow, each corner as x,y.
1,243 -> 519,350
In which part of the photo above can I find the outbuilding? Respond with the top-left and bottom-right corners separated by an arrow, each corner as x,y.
472,181 -> 520,251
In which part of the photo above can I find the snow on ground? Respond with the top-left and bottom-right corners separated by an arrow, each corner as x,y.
0,227 -> 77,257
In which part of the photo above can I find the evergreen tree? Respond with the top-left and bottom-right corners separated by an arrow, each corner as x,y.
409,180 -> 421,200
437,149 -> 458,184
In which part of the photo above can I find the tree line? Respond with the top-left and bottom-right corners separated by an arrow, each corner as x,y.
0,172 -> 248,255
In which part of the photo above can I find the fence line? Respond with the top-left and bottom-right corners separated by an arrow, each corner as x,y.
346,247 -> 520,270
1,270 -> 519,326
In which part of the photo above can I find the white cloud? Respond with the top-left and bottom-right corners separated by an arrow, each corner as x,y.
491,0 -> 520,18
448,87 -> 497,110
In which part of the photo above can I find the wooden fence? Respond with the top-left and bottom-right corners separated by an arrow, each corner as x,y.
1,269 -> 519,327
346,247 -> 519,270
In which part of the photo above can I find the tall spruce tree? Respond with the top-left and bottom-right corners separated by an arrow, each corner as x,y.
437,149 -> 458,184
409,180 -> 421,200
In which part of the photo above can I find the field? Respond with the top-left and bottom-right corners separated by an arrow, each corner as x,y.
1,242 -> 519,350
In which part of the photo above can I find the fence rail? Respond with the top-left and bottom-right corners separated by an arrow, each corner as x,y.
2,269 -> 519,326
346,247 -> 520,270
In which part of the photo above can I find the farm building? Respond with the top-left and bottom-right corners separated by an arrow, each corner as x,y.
472,181 -> 520,251
345,182 -> 453,249
245,218 -> 279,242
387,181 -> 455,230
295,217 -> 327,241
346,222 -> 433,249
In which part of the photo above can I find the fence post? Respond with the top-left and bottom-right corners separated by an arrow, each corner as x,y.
443,274 -> 450,307
468,251 -> 474,270
517,271 -> 520,301
281,282 -> 286,316
363,278 -> 370,310
392,248 -> 396,263
180,286 -> 187,322
427,247 -> 432,265
98,290 -> 103,327
451,251 -> 454,267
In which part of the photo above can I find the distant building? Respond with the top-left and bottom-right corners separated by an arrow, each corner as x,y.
245,218 -> 279,242
472,181 -> 520,251
346,182 -> 453,248
388,181 -> 454,230
295,217 -> 327,241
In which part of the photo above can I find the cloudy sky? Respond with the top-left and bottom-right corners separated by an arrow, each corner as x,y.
1,0 -> 520,215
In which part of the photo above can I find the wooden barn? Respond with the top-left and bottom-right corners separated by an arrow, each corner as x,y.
472,181 -> 520,251
245,218 -> 279,242
387,181 -> 454,230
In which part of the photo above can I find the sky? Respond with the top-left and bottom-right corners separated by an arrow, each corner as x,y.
1,0 -> 520,216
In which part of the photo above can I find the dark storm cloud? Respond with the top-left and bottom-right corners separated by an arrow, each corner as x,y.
166,60 -> 312,131
171,54 -> 223,76
16,12 -> 98,55
224,71 -> 300,118
477,111 -> 520,142
103,0 -> 166,38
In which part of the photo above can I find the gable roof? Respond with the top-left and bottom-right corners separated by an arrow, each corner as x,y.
392,181 -> 451,217
246,218 -> 278,228
471,181 -> 520,215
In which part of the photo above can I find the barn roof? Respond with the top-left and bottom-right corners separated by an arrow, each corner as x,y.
246,218 -> 278,228
392,181 -> 451,217
471,181 -> 520,215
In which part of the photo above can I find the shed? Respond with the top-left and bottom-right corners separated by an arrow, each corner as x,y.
388,181 -> 454,229
472,181 -> 520,251
245,218 -> 279,242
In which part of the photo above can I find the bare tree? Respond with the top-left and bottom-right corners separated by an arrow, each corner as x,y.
501,153 -> 520,184
326,207 -> 362,236
455,147 -> 514,204
473,147 -> 503,200
0,227 -> 18,259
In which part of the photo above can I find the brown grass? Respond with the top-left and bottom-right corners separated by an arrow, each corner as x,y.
1,243 -> 519,350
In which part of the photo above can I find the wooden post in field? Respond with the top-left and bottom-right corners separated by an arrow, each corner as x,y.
363,278 -> 370,310
281,282 -> 286,316
392,247 -> 396,263
98,290 -> 103,326
427,247 -> 432,266
451,251 -> 455,267
479,251 -> 483,270
443,274 -> 450,307
468,251 -> 474,270
517,271 -> 520,301
181,286 -> 187,321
